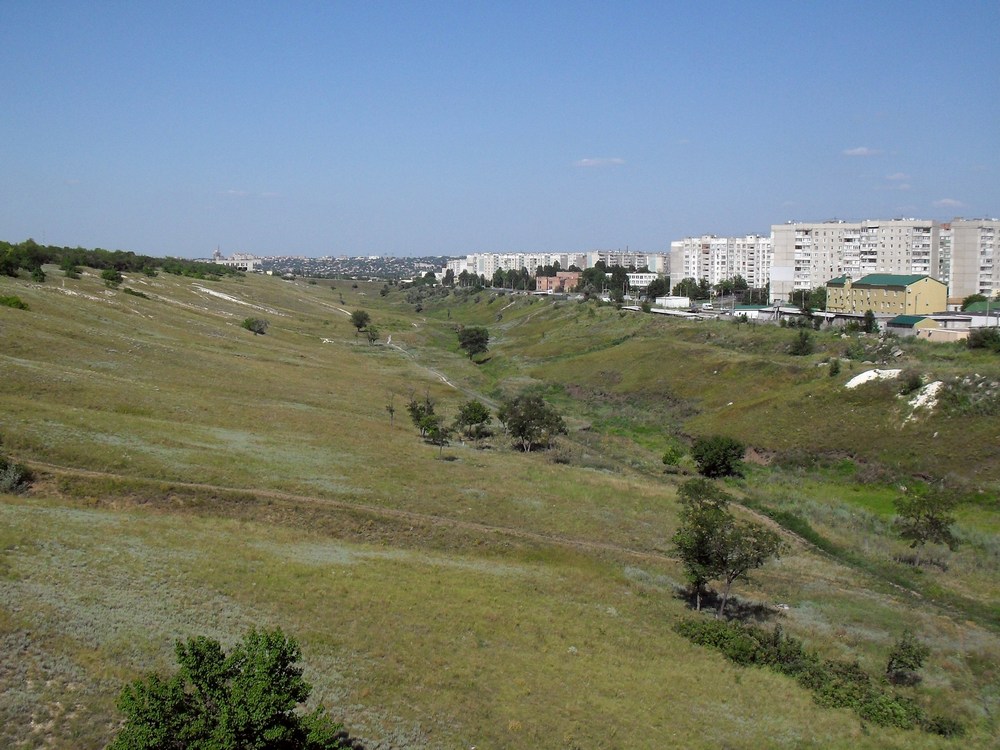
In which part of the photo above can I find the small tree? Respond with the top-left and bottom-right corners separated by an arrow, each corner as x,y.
457,326 -> 490,360
406,393 -> 435,437
673,479 -> 732,611
241,317 -> 269,335
690,435 -> 745,478
862,309 -> 877,333
893,491 -> 959,566
366,325 -> 379,346
885,630 -> 930,686
713,520 -> 784,618
109,627 -> 348,750
497,393 -> 566,452
350,310 -> 370,337
424,417 -> 453,456
455,399 -> 492,440
385,393 -> 396,427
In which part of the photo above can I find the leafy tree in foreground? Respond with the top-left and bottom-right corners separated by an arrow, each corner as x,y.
496,392 -> 566,452
242,317 -> 269,335
349,310 -> 370,337
672,478 -> 782,617
690,435 -> 745,478
109,627 -> 348,750
457,325 -> 489,360
713,520 -> 783,618
862,309 -> 877,333
893,491 -> 959,566
672,479 -> 732,611
365,325 -> 379,346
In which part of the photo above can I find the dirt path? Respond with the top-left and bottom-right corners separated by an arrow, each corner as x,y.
25,460 -> 677,565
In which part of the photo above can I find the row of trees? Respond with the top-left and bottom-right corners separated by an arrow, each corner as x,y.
403,391 -> 566,454
0,239 -> 241,280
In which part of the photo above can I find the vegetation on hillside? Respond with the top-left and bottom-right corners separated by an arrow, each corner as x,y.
1,269 -> 997,748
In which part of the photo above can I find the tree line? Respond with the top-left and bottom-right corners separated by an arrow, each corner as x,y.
0,239 -> 242,281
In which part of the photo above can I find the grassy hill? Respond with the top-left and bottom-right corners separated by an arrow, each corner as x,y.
1,267 -> 998,748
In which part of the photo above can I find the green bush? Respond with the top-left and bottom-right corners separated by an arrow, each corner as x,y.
101,268 -> 124,285
0,295 -> 28,310
966,327 -> 1000,352
123,287 -> 149,299
789,329 -> 814,356
898,369 -> 923,395
690,435 -> 745,478
676,618 -> 948,734
241,317 -> 270,335
0,453 -> 33,494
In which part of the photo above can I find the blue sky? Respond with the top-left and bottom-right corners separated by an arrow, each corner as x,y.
2,1 -> 998,258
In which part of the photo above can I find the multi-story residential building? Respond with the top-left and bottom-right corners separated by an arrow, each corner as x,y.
825,274 -> 947,316
947,218 -> 1000,299
448,251 -> 668,279
770,219 -> 940,302
668,234 -> 772,289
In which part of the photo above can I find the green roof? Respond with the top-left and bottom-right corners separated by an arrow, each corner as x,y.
852,274 -> 931,288
826,275 -> 849,287
887,315 -> 926,327
962,300 -> 999,313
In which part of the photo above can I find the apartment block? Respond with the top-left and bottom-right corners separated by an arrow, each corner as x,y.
770,219 -> 939,302
668,234 -> 772,289
946,218 -> 1000,299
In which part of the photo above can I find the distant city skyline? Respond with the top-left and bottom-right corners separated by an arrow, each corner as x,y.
2,1 -> 997,258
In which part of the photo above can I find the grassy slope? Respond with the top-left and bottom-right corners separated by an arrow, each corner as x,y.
0,270 -> 997,748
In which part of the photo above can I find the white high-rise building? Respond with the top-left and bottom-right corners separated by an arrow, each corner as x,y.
946,218 -> 1000,299
669,235 -> 772,289
769,219 -> 939,302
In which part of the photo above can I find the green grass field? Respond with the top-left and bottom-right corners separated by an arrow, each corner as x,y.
1,267 -> 998,748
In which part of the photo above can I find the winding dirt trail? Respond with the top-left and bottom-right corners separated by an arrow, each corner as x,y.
25,460 -> 677,565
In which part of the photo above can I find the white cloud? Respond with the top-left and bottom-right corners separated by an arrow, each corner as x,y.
886,172 -> 909,180
842,146 -> 881,157
573,157 -> 625,168
933,198 -> 963,208
223,189 -> 250,196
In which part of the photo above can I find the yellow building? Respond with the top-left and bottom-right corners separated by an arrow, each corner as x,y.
825,274 -> 947,316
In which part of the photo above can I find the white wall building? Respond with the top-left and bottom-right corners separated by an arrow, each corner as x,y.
946,218 -> 1000,299
669,235 -> 771,289
211,249 -> 260,272
770,219 -> 939,302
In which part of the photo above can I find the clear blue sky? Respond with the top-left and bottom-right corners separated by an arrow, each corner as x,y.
2,1 -> 998,258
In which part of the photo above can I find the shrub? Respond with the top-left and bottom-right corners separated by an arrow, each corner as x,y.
676,618 -> 946,734
0,295 -> 28,310
241,317 -> 269,335
898,369 -> 923,395
789,329 -> 814,356
101,268 -> 123,286
885,630 -> 930,686
828,358 -> 841,377
966,327 -> 1000,352
123,287 -> 149,299
690,435 -> 745,478
0,453 -> 33,494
